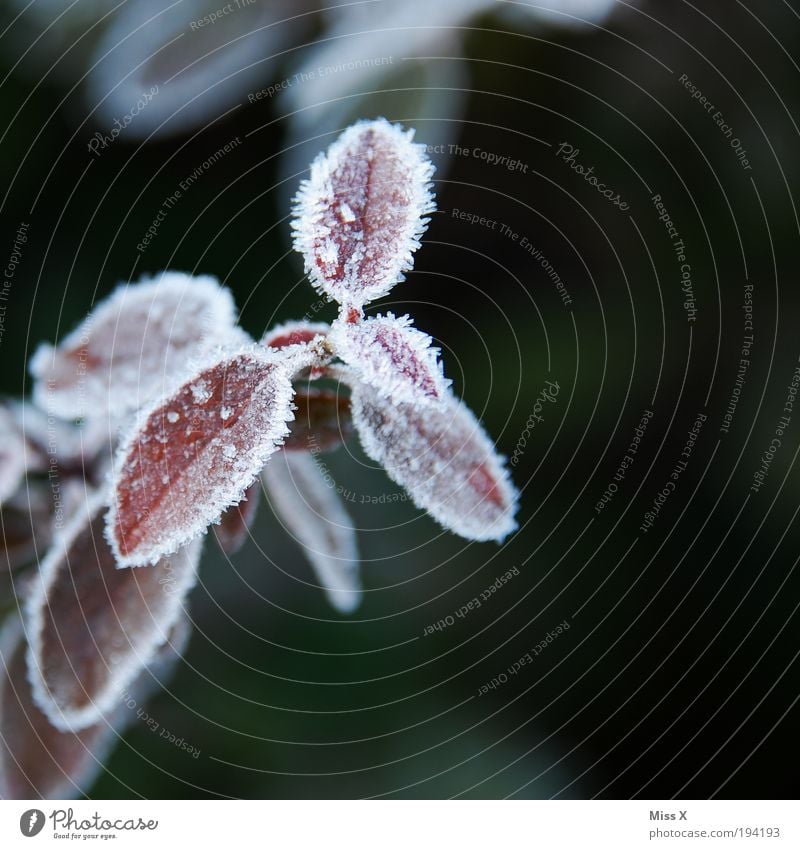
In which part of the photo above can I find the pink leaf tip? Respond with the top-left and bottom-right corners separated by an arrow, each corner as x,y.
291,118 -> 436,308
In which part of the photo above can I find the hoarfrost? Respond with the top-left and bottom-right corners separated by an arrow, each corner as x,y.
262,320 -> 330,350
106,346 -> 296,567
0,609 -> 192,799
212,480 -> 261,555
25,491 -> 202,732
329,313 -> 451,406
351,385 -> 519,542
292,119 -> 436,308
29,271 -> 239,420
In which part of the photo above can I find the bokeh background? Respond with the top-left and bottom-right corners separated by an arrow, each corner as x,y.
1,0 -> 799,799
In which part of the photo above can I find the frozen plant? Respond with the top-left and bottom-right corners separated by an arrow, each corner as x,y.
0,118 -> 518,799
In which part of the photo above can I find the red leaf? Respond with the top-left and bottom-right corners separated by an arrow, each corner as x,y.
292,119 -> 435,307
351,385 -> 519,542
262,320 -> 330,350
107,347 -> 295,566
29,272 -> 240,420
213,480 -> 261,555
329,313 -> 450,406
283,387 -> 353,453
0,612 -> 191,799
0,616 -> 117,799
26,492 -> 202,731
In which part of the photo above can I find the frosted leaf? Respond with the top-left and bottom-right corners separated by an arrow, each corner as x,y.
25,491 -> 202,732
262,451 -> 361,614
213,480 -> 261,556
0,616 -> 117,800
284,387 -> 353,453
261,322 -> 332,381
351,386 -> 519,542
288,2 -> 487,136
329,313 -> 451,406
292,118 -> 436,308
262,320 -> 330,350
107,346 -> 295,567
0,406 -> 28,506
6,399 -> 111,470
29,271 -> 239,420
84,0 -> 318,140
0,611 -> 191,800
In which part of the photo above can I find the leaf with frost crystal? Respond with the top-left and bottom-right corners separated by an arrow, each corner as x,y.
29,271 -> 239,420
263,320 -> 332,380
262,451 -> 361,614
330,314 -> 451,406
351,386 -> 519,542
25,491 -> 201,732
0,611 -> 191,799
292,118 -> 435,308
263,320 -> 330,350
107,346 -> 295,567
7,400 -> 112,472
84,0 -> 318,140
0,615 -> 118,799
213,480 -> 261,555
